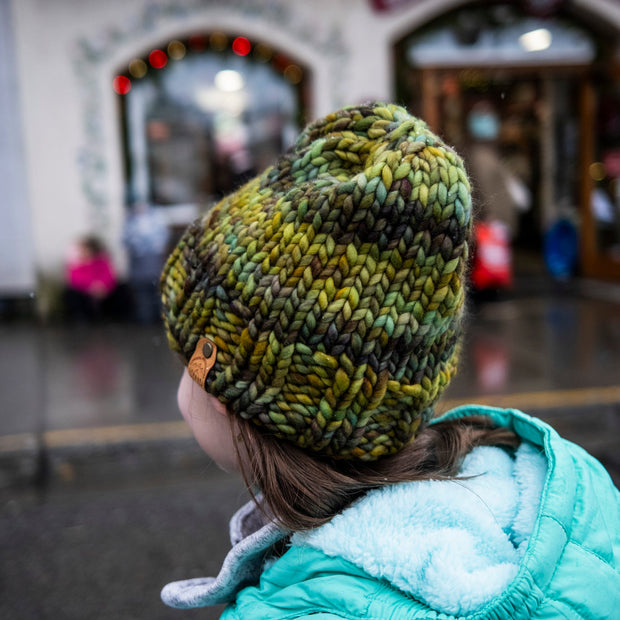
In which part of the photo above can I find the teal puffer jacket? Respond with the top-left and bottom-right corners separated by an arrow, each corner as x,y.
163,406 -> 620,619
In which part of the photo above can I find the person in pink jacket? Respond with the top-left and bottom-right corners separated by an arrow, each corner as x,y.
64,236 -> 118,321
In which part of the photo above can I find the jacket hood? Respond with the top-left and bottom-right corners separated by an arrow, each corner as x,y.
163,406 -> 620,619
292,440 -> 547,616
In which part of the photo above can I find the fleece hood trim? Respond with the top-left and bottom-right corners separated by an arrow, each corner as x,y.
291,440 -> 547,616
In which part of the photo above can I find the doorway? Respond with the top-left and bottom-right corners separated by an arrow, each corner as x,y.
395,1 -> 620,280
114,33 -> 310,216
410,67 -> 583,258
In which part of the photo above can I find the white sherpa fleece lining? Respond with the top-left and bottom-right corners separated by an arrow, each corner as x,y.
292,442 -> 547,616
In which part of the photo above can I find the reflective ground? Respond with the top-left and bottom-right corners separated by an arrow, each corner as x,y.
1,280 -> 619,619
2,288 -> 620,433
1,284 -> 619,467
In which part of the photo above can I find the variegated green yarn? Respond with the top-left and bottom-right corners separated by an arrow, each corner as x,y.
161,102 -> 471,461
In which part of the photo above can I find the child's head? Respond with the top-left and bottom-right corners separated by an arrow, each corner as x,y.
70,235 -> 107,264
80,235 -> 106,258
162,102 -> 472,508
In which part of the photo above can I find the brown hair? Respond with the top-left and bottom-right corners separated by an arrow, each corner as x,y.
231,414 -> 519,531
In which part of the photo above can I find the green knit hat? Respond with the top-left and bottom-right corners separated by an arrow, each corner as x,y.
161,102 -> 471,461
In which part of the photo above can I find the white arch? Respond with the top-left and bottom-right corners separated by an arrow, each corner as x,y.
75,3 -> 348,270
347,0 -> 620,134
102,16 -> 335,113
380,0 -> 620,43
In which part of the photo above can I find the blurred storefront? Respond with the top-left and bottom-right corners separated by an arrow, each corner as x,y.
395,0 -> 620,280
116,32 -> 309,248
2,0 -> 620,315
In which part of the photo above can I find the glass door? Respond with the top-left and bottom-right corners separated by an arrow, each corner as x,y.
582,66 -> 620,279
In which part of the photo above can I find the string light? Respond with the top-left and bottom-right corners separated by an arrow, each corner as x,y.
253,43 -> 273,62
210,32 -> 228,51
283,64 -> 303,84
232,37 -> 251,56
271,53 -> 289,72
117,36 -> 304,96
589,162 -> 606,182
149,49 -> 167,69
113,75 -> 132,95
168,40 -> 186,60
128,59 -> 147,78
188,34 -> 208,51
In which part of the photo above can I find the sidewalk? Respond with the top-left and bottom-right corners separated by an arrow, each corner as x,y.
1,280 -> 619,487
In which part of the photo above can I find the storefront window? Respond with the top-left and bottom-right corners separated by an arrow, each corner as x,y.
115,35 -> 308,210
592,76 -> 620,262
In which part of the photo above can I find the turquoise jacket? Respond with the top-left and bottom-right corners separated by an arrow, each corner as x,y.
162,406 -> 620,619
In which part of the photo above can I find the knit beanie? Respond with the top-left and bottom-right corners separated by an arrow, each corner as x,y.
161,102 -> 471,461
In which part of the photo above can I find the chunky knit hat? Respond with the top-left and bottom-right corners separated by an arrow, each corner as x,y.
161,102 -> 471,461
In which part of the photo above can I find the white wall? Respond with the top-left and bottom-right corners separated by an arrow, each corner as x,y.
0,0 -> 35,295
8,0 -> 620,302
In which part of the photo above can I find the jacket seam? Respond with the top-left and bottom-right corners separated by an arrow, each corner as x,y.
538,514 -> 612,571
270,607 -> 360,619
538,513 -> 569,590
233,595 -> 373,619
547,597 -> 593,620
540,512 -> 568,536
566,539 -> 615,569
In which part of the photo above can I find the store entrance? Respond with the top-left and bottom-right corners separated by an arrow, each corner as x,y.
416,68 -> 582,260
395,1 -> 620,281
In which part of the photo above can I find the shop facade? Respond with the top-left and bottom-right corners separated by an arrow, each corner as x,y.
395,0 -> 620,280
2,0 -> 620,313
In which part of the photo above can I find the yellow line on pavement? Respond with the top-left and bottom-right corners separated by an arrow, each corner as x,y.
438,385 -> 620,414
1,385 -> 619,453
43,421 -> 193,448
0,421 -> 192,453
0,433 -> 38,452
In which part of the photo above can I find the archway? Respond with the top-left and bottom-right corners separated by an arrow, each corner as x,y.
113,31 -> 311,216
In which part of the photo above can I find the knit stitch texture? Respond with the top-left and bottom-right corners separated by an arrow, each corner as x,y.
161,102 -> 472,459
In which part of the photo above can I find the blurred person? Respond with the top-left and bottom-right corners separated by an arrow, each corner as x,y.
465,101 -> 530,294
63,235 -> 119,322
158,103 -> 619,619
123,201 -> 170,324
466,100 -> 531,239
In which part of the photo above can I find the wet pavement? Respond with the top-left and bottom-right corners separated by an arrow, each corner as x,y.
1,281 -> 619,435
1,277 -> 619,619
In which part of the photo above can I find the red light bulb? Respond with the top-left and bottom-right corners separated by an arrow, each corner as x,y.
232,37 -> 251,56
112,75 -> 132,95
149,50 -> 168,69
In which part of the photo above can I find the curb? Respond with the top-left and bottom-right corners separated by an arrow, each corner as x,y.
2,387 -> 619,489
0,423 -> 204,489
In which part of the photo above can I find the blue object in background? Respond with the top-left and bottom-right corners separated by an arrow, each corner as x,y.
544,219 -> 578,279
